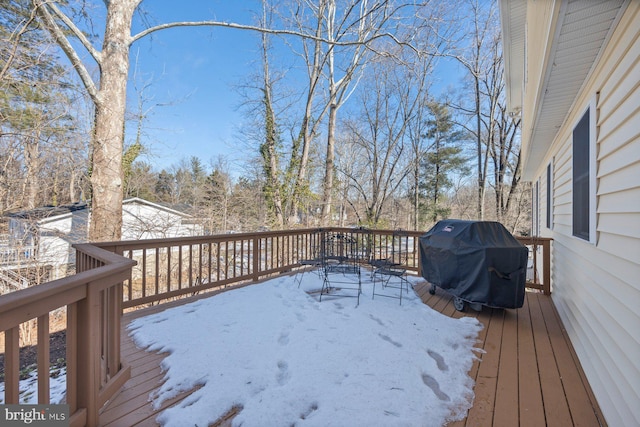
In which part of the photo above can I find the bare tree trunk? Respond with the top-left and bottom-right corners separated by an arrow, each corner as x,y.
412,165 -> 419,230
504,148 -> 521,218
322,101 -> 337,224
263,93 -> 284,227
260,5 -> 284,228
289,95 -> 317,221
475,75 -> 484,220
24,139 -> 39,209
288,1 -> 326,221
87,1 -> 137,241
69,170 -> 78,203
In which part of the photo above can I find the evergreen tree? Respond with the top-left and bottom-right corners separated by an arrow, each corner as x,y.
420,101 -> 469,223
202,168 -> 232,233
1,0 -> 85,211
155,170 -> 174,203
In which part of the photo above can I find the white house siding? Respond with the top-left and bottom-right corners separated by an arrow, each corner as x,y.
122,201 -> 199,240
36,211 -> 89,278
535,5 -> 640,426
552,140 -> 573,237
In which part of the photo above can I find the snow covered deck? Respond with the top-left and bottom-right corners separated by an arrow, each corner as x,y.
99,281 -> 605,426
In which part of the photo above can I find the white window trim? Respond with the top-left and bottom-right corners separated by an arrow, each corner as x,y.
531,181 -> 537,237
572,97 -> 598,244
589,96 -> 597,244
547,159 -> 554,230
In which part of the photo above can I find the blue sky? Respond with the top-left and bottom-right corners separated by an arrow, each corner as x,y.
123,1 -> 465,174
126,1 -> 263,172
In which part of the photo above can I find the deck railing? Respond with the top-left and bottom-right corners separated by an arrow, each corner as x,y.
0,228 -> 551,426
0,244 -> 135,427
0,245 -> 36,266
94,228 -> 427,309
516,236 -> 552,295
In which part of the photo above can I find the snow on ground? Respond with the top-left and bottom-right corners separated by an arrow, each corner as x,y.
128,270 -> 483,427
0,366 -> 66,404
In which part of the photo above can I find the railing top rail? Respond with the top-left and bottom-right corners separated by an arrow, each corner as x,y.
94,228 -> 322,250
0,245 -> 135,329
94,227 -> 427,251
516,236 -> 553,243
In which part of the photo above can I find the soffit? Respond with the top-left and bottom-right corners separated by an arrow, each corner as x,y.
523,0 -> 627,180
499,0 -> 526,115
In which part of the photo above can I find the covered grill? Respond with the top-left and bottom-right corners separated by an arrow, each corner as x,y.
419,220 -> 528,311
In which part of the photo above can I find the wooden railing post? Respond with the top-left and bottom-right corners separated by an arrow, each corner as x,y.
37,314 -> 50,404
75,285 -> 101,427
542,239 -> 551,295
4,327 -> 20,403
515,236 -> 553,294
106,283 -> 122,381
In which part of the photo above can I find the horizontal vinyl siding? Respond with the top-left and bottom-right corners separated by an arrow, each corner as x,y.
598,212 -> 640,238
547,5 -> 640,427
598,187 -> 640,213
598,136 -> 640,179
596,232 -> 640,264
553,141 -> 573,235
552,236 -> 640,426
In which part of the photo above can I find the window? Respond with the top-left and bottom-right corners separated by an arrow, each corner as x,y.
546,162 -> 553,229
572,105 -> 595,241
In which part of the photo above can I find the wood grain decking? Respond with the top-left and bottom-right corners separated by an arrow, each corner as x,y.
99,280 -> 606,426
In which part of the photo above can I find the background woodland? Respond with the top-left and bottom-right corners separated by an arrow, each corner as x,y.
0,0 -> 530,238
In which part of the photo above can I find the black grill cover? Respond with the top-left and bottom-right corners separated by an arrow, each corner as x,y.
419,220 -> 528,309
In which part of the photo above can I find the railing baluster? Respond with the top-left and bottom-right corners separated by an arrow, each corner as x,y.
140,248 -> 146,301
197,244 -> 202,287
232,239 -> 237,278
166,246 -> 172,293
66,302 -> 78,415
207,243 -> 212,286
240,239 -> 245,276
178,245 -> 183,290
252,236 -> 260,281
37,314 -> 50,403
5,326 -> 20,403
216,242 -> 221,283
154,248 -> 159,298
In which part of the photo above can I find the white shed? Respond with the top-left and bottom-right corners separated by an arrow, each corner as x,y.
121,197 -> 201,240
4,198 -> 202,280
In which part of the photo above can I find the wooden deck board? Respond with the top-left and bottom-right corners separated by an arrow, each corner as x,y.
465,306 -> 503,426
517,293 -> 546,427
494,309 -> 519,426
537,293 -> 606,426
99,281 -> 606,426
528,292 -> 573,426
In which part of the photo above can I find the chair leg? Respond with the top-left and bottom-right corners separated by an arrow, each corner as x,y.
295,270 -> 305,288
372,269 -> 406,305
320,275 -> 329,302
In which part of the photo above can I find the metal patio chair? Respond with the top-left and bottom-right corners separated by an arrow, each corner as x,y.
319,231 -> 362,305
371,229 -> 410,304
295,230 -> 326,288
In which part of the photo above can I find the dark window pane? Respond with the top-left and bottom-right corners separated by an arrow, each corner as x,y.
573,109 -> 590,240
546,163 -> 551,228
